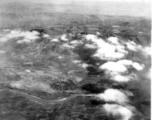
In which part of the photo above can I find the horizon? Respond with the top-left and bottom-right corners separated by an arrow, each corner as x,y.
0,0 -> 151,18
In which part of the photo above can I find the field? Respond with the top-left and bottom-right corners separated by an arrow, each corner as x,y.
0,1 -> 151,120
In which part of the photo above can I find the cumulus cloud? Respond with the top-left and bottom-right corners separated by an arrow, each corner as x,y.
85,35 -> 128,60
143,46 -> 151,56
81,63 -> 89,68
99,61 -> 128,75
110,74 -> 132,82
132,62 -> 144,71
103,104 -> 134,120
30,31 -> 40,36
72,60 -> 82,64
43,34 -> 50,38
125,40 -> 144,52
139,46 -> 151,58
60,34 -> 69,42
51,38 -> 60,42
117,59 -> 133,67
93,49 -> 126,60
0,30 -> 40,43
125,41 -> 137,51
116,45 -> 128,54
17,39 -> 31,44
85,34 -> 97,41
107,37 -> 120,45
69,40 -> 83,47
10,30 -> 39,40
118,59 -> 145,71
85,34 -> 107,48
23,31 -> 40,40
84,44 -> 97,49
96,88 -> 129,105
124,40 -> 151,59
99,60 -> 144,82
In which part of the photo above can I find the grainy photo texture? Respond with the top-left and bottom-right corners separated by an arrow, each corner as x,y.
0,0 -> 151,120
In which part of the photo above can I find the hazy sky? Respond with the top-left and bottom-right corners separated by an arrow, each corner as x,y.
39,0 -> 151,3
1,0 -> 151,3
51,0 -> 151,18
84,0 -> 150,2
0,0 -> 151,18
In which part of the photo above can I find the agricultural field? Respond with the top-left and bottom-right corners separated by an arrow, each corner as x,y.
0,0 -> 151,120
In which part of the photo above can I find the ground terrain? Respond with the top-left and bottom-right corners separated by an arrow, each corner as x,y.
0,1 -> 151,120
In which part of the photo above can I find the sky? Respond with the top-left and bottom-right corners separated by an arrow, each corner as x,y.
83,0 -> 150,2
0,0 -> 151,18
51,0 -> 151,18
41,0 -> 151,3
1,0 -> 151,3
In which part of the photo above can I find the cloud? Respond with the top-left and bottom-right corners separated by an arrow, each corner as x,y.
70,40 -> 83,47
110,74 -> 133,82
132,62 -> 144,71
117,59 -> 133,67
84,44 -> 97,49
107,37 -> 120,45
0,30 -> 40,43
96,88 -> 129,105
60,34 -> 69,42
51,38 -> 60,43
103,104 -> 134,120
99,60 -> 144,82
99,61 -> 128,74
85,35 -> 127,60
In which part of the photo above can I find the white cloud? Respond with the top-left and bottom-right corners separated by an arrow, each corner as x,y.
43,34 -> 50,38
24,31 -> 40,40
116,45 -> 128,54
110,74 -> 132,82
103,104 -> 134,120
60,34 -> 68,42
99,61 -> 128,74
85,34 -> 97,41
117,59 -> 133,67
117,59 -> 144,71
81,63 -> 89,68
51,38 -> 60,42
70,40 -> 83,47
96,89 -> 129,105
140,46 -> 151,57
85,35 -> 127,60
132,62 -> 144,71
17,39 -> 31,44
0,30 -> 40,43
125,41 -> 138,51
107,37 -> 120,45
84,44 -> 97,49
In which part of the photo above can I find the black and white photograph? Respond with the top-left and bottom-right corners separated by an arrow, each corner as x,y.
0,0 -> 151,120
